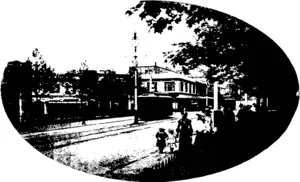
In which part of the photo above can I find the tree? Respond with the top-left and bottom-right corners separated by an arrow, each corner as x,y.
78,60 -> 98,101
126,1 -> 254,93
28,48 -> 57,100
128,66 -> 148,95
126,1 -> 299,114
58,69 -> 80,95
1,60 -> 33,126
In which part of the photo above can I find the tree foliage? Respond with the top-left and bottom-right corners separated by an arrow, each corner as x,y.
78,62 -> 98,101
58,69 -> 79,94
128,66 -> 148,95
28,48 -> 57,98
126,1 -> 258,95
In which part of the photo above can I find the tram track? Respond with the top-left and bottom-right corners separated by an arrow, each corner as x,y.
25,117 -> 178,152
21,117 -> 134,137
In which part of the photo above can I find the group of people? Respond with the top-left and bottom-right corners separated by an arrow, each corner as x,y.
155,108 -> 214,154
155,128 -> 177,154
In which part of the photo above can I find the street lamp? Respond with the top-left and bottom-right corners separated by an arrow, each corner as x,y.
132,32 -> 139,124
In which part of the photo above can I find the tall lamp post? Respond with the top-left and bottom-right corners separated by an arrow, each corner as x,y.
132,32 -> 139,124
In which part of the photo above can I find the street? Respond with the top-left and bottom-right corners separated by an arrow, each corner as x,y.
22,112 -> 200,180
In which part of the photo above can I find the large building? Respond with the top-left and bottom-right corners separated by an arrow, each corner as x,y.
137,64 -> 213,112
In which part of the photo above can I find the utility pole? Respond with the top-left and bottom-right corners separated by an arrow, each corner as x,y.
212,81 -> 219,127
213,81 -> 219,110
133,32 -> 139,124
205,86 -> 208,107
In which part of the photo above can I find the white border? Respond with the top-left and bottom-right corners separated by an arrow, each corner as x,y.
0,0 -> 299,182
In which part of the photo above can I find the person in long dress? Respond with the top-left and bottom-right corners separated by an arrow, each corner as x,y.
193,111 -> 212,153
176,111 -> 193,153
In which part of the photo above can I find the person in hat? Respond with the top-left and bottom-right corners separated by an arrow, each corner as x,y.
176,111 -> 193,152
155,128 -> 168,153
193,110 -> 213,153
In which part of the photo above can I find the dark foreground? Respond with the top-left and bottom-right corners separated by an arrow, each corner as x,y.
121,111 -> 291,182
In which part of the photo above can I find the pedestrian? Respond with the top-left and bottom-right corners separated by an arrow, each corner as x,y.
155,128 -> 168,154
176,110 -> 193,153
167,128 -> 177,153
193,113 -> 206,141
193,113 -> 207,149
203,108 -> 213,132
194,109 -> 214,153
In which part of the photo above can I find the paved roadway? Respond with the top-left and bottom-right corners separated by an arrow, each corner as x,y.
22,112 -> 200,180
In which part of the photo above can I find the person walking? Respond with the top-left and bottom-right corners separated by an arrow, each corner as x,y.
193,112 -> 211,153
155,128 -> 168,154
176,110 -> 193,153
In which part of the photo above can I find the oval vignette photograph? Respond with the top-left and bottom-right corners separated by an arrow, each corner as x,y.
0,0 -> 299,182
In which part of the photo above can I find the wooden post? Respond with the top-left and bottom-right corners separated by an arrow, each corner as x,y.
43,102 -> 48,115
128,94 -> 131,110
244,93 -> 248,105
149,73 -> 153,92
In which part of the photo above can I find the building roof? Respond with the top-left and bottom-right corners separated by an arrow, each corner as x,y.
176,94 -> 213,99
138,94 -> 172,99
141,72 -> 206,84
139,92 -> 213,99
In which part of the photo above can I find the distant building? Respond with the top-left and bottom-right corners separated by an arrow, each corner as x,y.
35,69 -> 132,120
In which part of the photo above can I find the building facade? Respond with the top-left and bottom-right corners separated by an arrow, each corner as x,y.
138,64 -> 213,112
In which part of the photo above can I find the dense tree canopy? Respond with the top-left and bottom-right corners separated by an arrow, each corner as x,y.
127,1 -> 299,115
126,1 -> 261,95
127,2 -> 249,64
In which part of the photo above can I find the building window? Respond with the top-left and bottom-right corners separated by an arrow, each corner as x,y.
165,82 -> 175,91
146,81 -> 157,92
179,81 -> 183,92
184,82 -> 188,92
187,83 -> 190,93
151,81 -> 157,92
191,84 -> 193,94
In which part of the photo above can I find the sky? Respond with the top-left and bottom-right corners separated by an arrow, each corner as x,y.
0,0 -> 195,74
